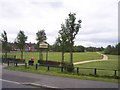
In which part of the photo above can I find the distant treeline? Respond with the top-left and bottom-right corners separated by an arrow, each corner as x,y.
50,43 -> 120,55
104,43 -> 120,55
3,42 -> 120,55
49,45 -> 104,52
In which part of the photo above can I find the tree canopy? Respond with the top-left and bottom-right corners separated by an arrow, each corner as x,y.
104,43 -> 120,55
15,30 -> 28,59
36,30 -> 47,45
1,30 -> 8,57
62,13 -> 82,64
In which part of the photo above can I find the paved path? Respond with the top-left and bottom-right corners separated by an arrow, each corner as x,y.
2,69 -> 118,88
73,52 -> 108,65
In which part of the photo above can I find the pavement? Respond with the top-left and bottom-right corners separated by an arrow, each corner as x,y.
73,52 -> 108,65
0,55 -> 119,89
2,67 -> 119,88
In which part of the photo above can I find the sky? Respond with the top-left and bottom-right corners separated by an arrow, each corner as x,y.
0,0 -> 119,48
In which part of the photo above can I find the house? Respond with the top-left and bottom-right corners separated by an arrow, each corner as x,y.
9,42 -> 37,52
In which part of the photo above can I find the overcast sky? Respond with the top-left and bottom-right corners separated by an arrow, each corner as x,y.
0,0 -> 119,47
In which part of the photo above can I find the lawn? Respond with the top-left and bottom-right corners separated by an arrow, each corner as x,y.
75,55 -> 119,70
75,55 -> 119,76
6,65 -> 118,83
6,51 -> 102,63
5,53 -> 119,83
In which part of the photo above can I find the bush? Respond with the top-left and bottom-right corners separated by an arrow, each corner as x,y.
62,62 -> 74,72
38,60 -> 60,66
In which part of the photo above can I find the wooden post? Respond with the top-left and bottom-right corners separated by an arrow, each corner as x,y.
77,67 -> 79,74
15,62 -> 18,67
7,61 -> 9,66
36,64 -> 38,70
114,70 -> 117,76
48,66 -> 50,71
61,67 -> 63,72
25,63 -> 27,68
46,49 -> 48,62
94,68 -> 97,75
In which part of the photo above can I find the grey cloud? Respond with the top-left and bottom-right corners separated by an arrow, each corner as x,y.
0,0 -> 21,18
0,0 -> 118,47
29,0 -> 63,9
48,1 -> 63,9
76,33 -> 118,44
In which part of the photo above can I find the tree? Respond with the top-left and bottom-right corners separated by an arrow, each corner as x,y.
36,30 -> 47,45
36,30 -> 47,60
116,43 -> 120,55
1,31 -> 8,58
15,30 -> 27,60
54,37 -> 61,51
55,24 -> 70,64
64,13 -> 82,64
86,47 -> 96,52
77,45 -> 85,52
104,43 -> 120,55
104,45 -> 112,54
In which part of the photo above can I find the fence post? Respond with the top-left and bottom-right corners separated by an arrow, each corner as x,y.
61,67 -> 63,72
114,70 -> 117,76
25,63 -> 27,68
7,61 -> 9,66
77,67 -> 79,74
14,55 -> 16,59
15,62 -> 18,67
36,64 -> 38,70
94,68 -> 97,75
48,66 -> 50,71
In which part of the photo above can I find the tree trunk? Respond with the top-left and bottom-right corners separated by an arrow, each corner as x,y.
70,50 -> 73,64
39,49 -> 43,60
5,51 -> 7,59
46,49 -> 48,62
70,44 -> 73,64
62,51 -> 64,64
5,44 -> 7,58
21,50 -> 23,60
39,50 -> 40,60
41,52 -> 43,60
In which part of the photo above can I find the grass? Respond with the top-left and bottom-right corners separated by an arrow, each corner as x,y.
5,65 -> 119,83
4,52 -> 119,83
6,51 -> 102,63
75,55 -> 119,76
75,55 -> 119,70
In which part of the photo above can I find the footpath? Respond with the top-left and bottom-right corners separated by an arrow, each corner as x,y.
74,52 -> 108,65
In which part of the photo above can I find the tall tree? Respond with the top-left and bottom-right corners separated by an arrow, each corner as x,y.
55,24 -> 70,64
36,30 -> 47,60
15,30 -> 27,60
1,31 -> 8,58
36,30 -> 46,45
64,13 -> 82,64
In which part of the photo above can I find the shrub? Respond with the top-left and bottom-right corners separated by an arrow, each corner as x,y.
62,62 -> 74,72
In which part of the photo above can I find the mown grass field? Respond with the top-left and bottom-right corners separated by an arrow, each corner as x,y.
75,55 -> 119,70
6,51 -> 102,63
75,55 -> 119,76
5,53 -> 119,83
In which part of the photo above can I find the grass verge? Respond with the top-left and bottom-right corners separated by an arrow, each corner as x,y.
5,65 -> 119,83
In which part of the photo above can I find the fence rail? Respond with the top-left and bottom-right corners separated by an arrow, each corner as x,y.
74,67 -> 119,76
5,61 -> 120,78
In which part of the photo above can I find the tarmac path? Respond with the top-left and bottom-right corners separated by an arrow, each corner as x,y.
2,69 -> 118,88
73,52 -> 108,65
